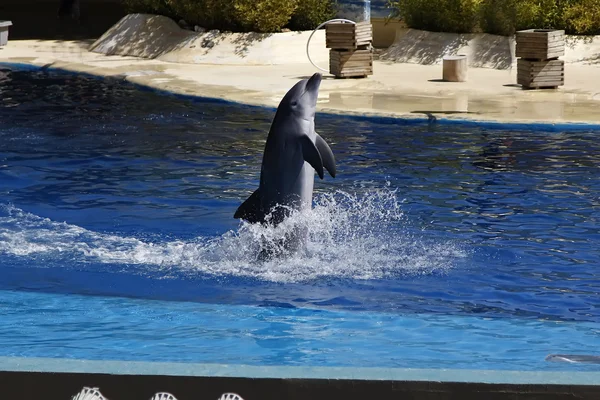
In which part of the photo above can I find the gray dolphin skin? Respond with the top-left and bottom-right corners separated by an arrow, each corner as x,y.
546,354 -> 600,364
234,72 -> 336,226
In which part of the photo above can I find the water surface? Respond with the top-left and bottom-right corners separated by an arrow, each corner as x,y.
1,65 -> 599,370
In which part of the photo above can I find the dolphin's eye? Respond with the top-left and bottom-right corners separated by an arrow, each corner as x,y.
291,101 -> 298,107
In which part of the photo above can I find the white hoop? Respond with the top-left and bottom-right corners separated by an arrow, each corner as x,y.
71,387 -> 107,400
306,18 -> 357,73
150,393 -> 178,400
217,394 -> 244,400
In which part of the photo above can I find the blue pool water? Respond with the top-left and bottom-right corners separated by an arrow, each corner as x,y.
1,64 -> 599,371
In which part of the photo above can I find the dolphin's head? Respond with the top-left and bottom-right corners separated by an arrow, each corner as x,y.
277,73 -> 322,121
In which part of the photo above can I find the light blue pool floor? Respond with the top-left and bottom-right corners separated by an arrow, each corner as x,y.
1,289 -> 599,372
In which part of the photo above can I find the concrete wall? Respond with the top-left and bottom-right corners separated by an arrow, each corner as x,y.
372,18 -> 406,48
369,0 -> 407,48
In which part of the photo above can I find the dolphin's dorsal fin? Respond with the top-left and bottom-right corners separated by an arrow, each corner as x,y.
234,189 -> 263,223
300,135 -> 324,179
315,132 -> 336,178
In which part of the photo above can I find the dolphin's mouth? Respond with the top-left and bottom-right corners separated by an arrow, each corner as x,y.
297,72 -> 322,115
306,73 -> 322,93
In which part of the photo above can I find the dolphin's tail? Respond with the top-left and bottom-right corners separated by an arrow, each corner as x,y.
235,189 -> 292,226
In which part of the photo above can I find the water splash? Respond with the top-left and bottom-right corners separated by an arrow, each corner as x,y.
0,187 -> 465,283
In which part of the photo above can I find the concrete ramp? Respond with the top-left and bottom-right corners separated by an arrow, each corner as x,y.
90,14 -> 196,59
380,28 -> 600,69
90,13 -> 328,66
379,29 -> 515,69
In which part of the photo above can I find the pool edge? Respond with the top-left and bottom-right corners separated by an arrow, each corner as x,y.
1,357 -> 599,400
1,357 -> 599,386
2,61 -> 600,132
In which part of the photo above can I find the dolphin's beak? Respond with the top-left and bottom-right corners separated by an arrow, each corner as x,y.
306,73 -> 322,94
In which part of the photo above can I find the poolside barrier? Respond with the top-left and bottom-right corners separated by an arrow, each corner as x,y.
516,29 -> 565,90
306,19 -> 374,78
326,21 -> 374,78
0,20 -> 12,47
306,18 -> 356,73
442,54 -> 468,82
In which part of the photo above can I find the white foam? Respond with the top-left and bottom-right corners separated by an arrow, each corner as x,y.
0,187 -> 466,283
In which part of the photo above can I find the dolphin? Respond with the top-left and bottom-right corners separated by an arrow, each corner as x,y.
234,73 -> 336,229
546,354 -> 600,364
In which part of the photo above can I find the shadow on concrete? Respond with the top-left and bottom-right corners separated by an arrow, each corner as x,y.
295,75 -> 337,80
88,14 -> 323,65
380,29 -> 515,70
89,14 -> 279,62
231,32 -> 272,58
411,110 -> 478,115
563,35 -> 600,64
409,110 -> 479,122
380,29 -> 469,65
199,30 -> 226,52
33,38 -> 96,48
469,33 -> 514,69
565,35 -> 594,49
582,54 -> 600,64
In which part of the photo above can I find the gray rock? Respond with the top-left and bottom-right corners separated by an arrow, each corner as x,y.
202,39 -> 215,48
194,25 -> 206,33
178,19 -> 190,29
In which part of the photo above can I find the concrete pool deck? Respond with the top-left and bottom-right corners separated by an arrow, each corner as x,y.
1,38 -> 600,125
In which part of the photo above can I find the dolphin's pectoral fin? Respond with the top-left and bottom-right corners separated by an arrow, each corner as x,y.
300,135 -> 324,179
315,132 -> 336,178
234,189 -> 263,223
